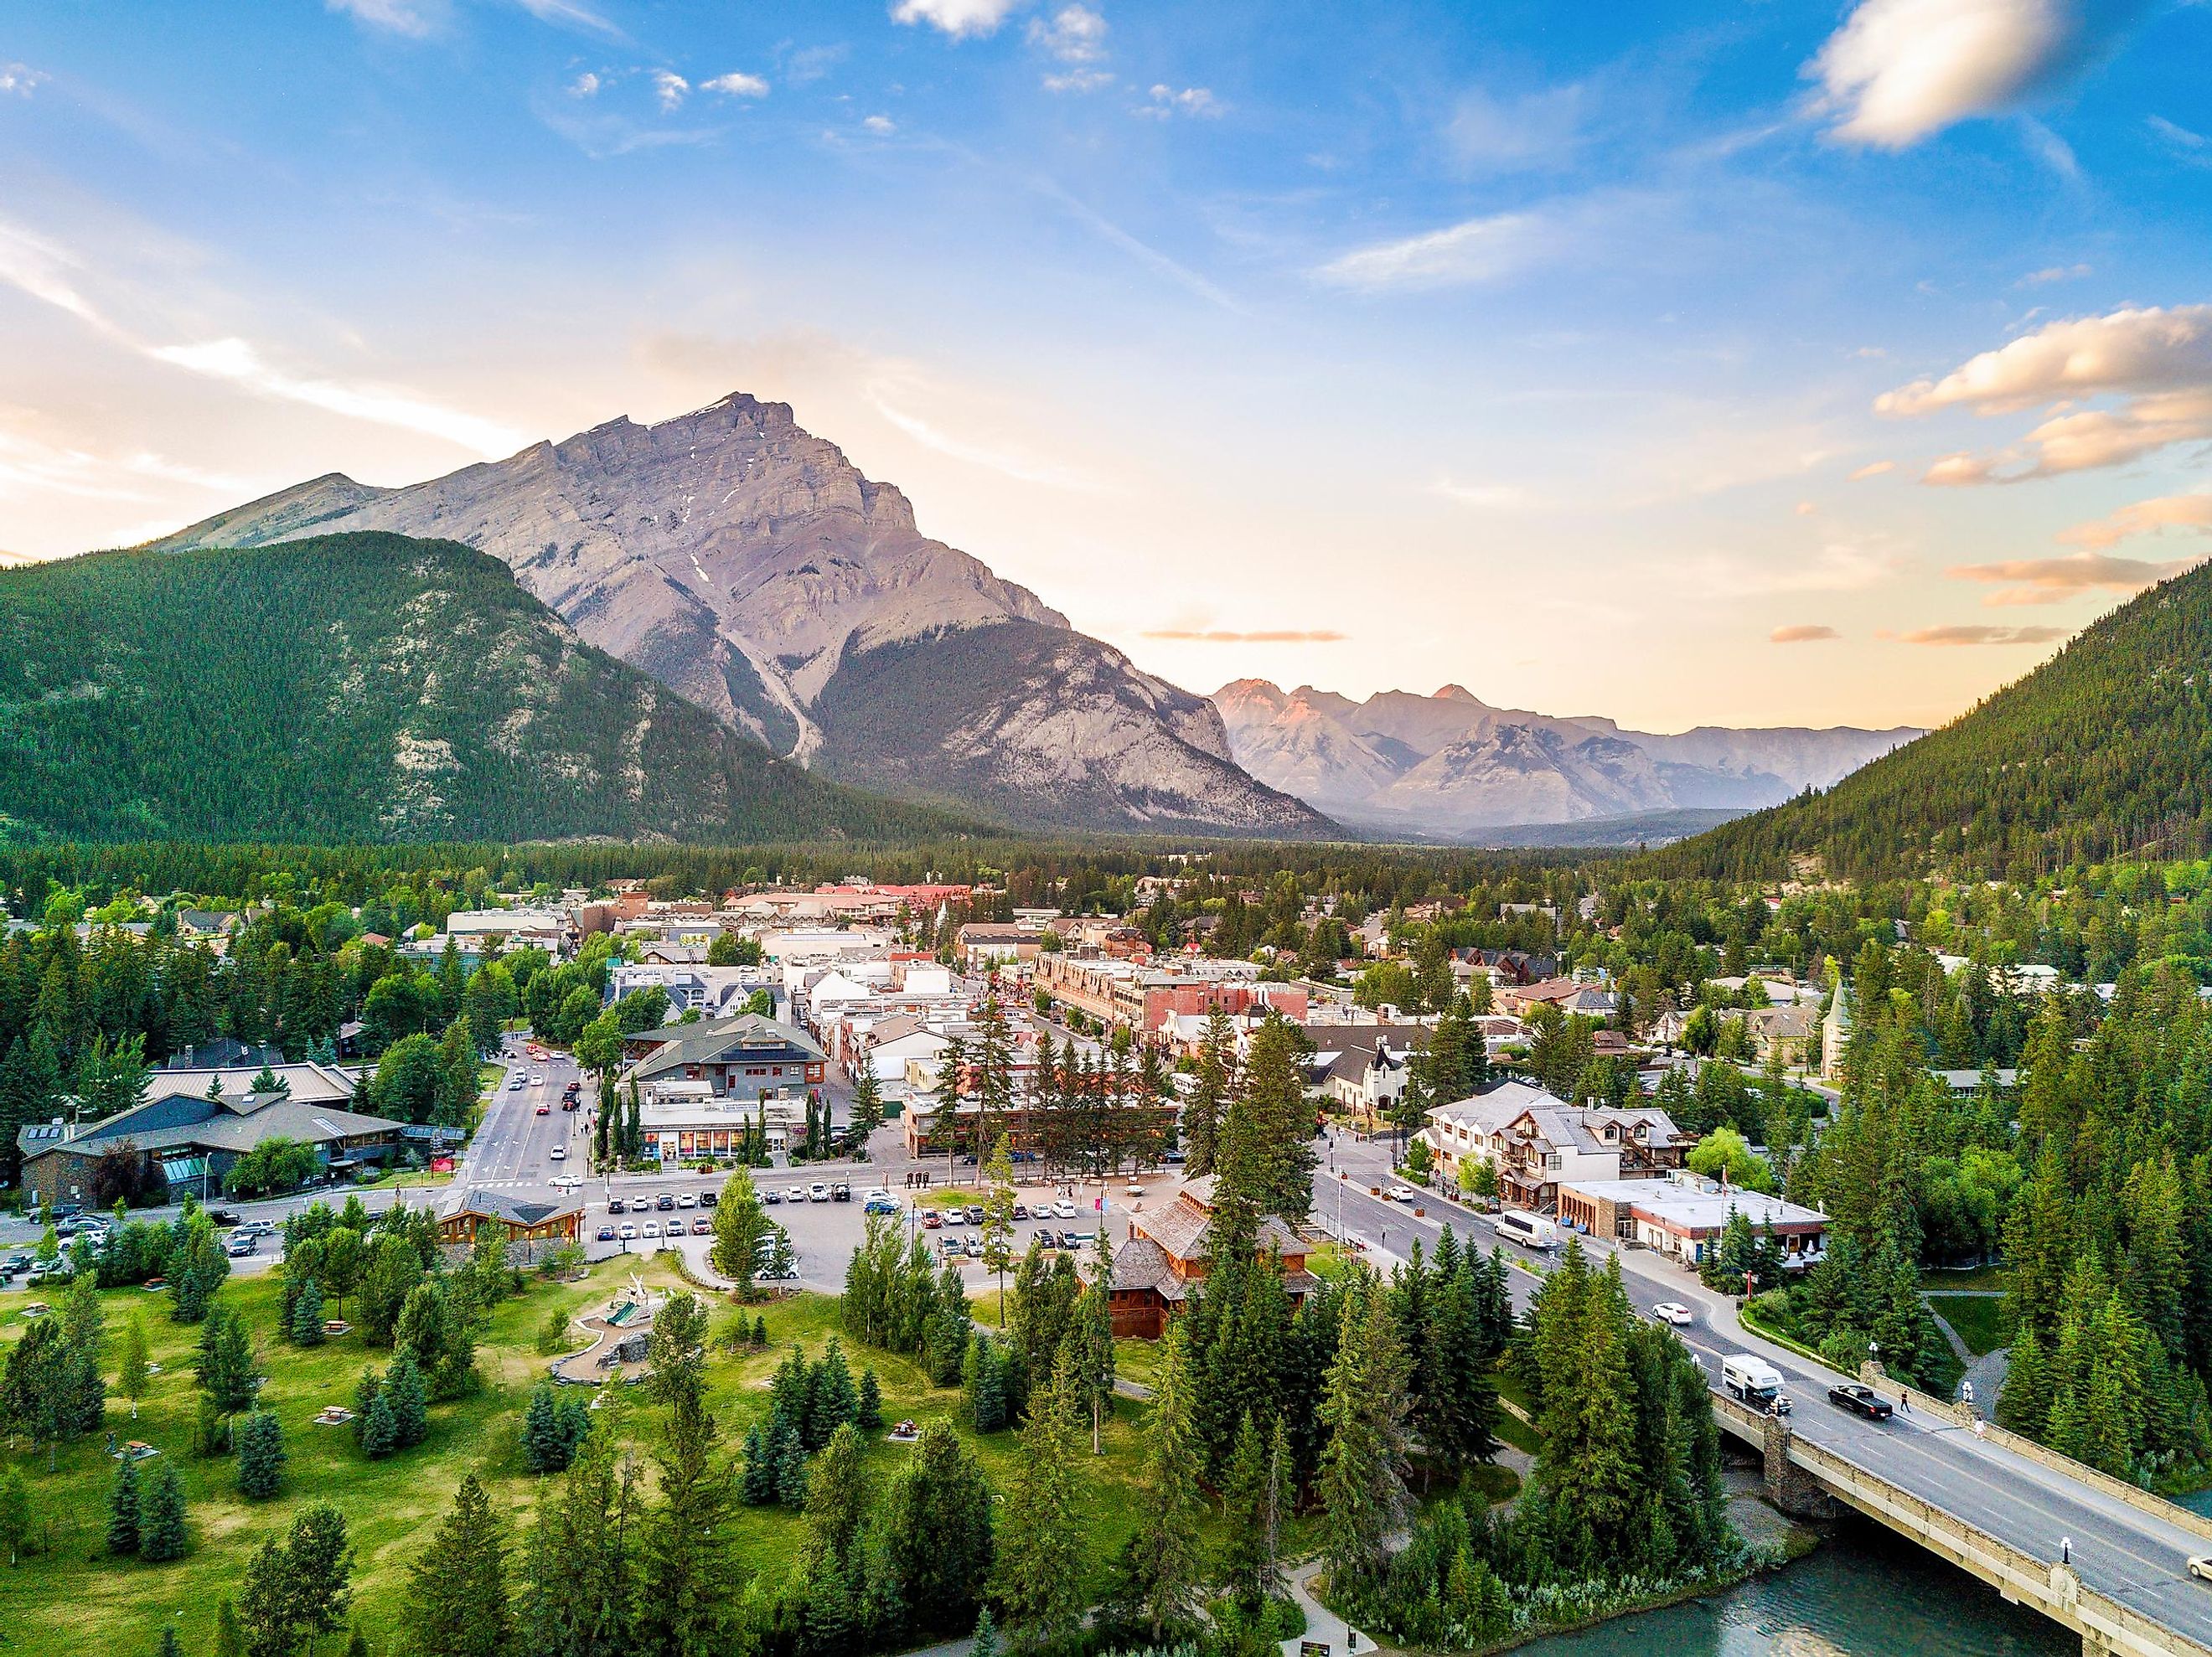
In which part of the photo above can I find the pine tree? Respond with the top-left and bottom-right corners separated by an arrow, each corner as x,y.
809,1338 -> 860,1449
740,1424 -> 776,1505
968,1334 -> 1007,1433
385,1350 -> 430,1448
773,1414 -> 810,1507
137,1460 -> 189,1562
0,1467 -> 31,1566
856,1367 -> 884,1432
880,1420 -> 995,1637
214,1599 -> 245,1657
291,1278 -> 327,1346
157,1630 -> 183,1657
994,1351 -> 1085,1649
521,1381 -> 566,1474
400,1474 -> 511,1657
361,1385 -> 397,1460
641,1390 -> 733,1656
235,1408 -> 287,1500
286,1503 -> 356,1647
1217,1408 -> 1289,1610
970,1607 -> 1002,1657
1119,1321 -> 1204,1640
1315,1275 -> 1411,1591
106,1453 -> 142,1556
59,1267 -> 106,1435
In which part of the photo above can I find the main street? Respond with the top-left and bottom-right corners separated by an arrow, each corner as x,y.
1315,1130 -> 2212,1651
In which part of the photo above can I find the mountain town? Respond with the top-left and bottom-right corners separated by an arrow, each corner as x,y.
6,3 -> 2212,1657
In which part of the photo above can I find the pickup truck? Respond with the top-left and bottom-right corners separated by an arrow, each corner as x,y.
1827,1383 -> 1894,1421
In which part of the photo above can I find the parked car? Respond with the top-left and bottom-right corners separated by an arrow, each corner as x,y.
2189,1554 -> 2212,1583
865,1196 -> 898,1216
809,1182 -> 830,1203
208,1209 -> 241,1227
921,1209 -> 942,1229
1011,1203 -> 1029,1221
964,1237 -> 985,1259
678,1192 -> 698,1208
643,1221 -> 663,1239
1062,1231 -> 1095,1251
608,1198 -> 626,1214
964,1205 -> 984,1225
618,1222 -> 638,1241
831,1182 -> 851,1202
763,1188 -> 783,1205
785,1189 -> 808,1205
664,1217 -> 685,1236
1052,1200 -> 1076,1221
938,1208 -> 962,1226
1650,1302 -> 1694,1326
699,1190 -> 718,1207
225,1236 -> 258,1257
1827,1383 -> 1893,1421
656,1194 -> 675,1210
1390,1187 -> 1422,1204
596,1226 -> 616,1242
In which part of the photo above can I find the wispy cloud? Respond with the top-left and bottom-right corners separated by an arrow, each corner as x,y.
1805,0 -> 2144,149
325,0 -> 445,38
891,0 -> 1026,40
1771,624 -> 1841,643
567,71 -> 601,96
868,388 -> 1109,492
510,0 -> 625,40
1445,84 -> 1586,175
0,62 -> 49,95
1316,209 -> 1554,292
1848,459 -> 1895,480
2018,261 -> 2091,286
1895,623 -> 2069,646
1945,548 -> 2194,606
862,115 -> 897,136
654,71 -> 690,111
1143,627 -> 1346,643
1035,178 -> 1242,312
0,214 -> 524,457
2060,493 -> 2212,550
1428,476 -> 1538,510
1029,5 -> 1106,63
2148,114 -> 2211,167
1134,85 -> 1221,120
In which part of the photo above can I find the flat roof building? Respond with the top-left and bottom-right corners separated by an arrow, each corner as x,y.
1556,1172 -> 1827,1269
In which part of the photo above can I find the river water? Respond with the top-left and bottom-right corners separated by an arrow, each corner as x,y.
1517,1516 -> 2075,1656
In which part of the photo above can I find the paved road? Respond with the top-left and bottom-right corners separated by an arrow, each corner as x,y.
1315,1135 -> 2212,1651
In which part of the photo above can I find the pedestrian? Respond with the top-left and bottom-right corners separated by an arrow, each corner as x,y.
1899,1389 -> 1910,1414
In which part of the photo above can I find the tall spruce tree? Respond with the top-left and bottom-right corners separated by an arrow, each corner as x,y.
400,1474 -> 511,1657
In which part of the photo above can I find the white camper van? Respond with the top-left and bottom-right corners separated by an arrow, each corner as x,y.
1722,1353 -> 1791,1413
1494,1210 -> 1558,1252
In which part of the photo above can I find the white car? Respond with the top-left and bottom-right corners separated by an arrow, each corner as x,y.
677,1192 -> 698,1209
1391,1187 -> 1422,1204
2189,1554 -> 2212,1583
642,1221 -> 662,1238
664,1217 -> 685,1236
1651,1302 -> 1695,1327
618,1222 -> 637,1241
809,1182 -> 830,1203
508,1076 -> 525,1091
1052,1199 -> 1077,1221
531,1075 -> 546,1087
549,1146 -> 566,1161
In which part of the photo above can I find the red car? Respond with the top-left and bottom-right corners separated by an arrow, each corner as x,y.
535,1104 -> 550,1116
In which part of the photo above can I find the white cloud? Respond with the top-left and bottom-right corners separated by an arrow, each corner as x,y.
325,0 -> 445,37
1878,303 -> 2212,480
653,71 -> 689,111
510,0 -> 624,39
2018,116 -> 2080,180
1044,70 -> 1113,93
1135,84 -> 1220,120
1316,209 -> 1553,292
0,214 -> 524,457
1428,477 -> 1538,510
1445,84 -> 1585,174
2018,262 -> 2091,286
1806,0 -> 2142,149
2061,492 -> 2212,549
1894,623 -> 2069,646
891,0 -> 1026,40
0,63 -> 48,95
2149,114 -> 2209,163
1848,459 -> 1896,480
701,72 -> 770,99
568,71 -> 601,96
1028,4 -> 1106,62
862,114 -> 896,135
0,430 -> 252,504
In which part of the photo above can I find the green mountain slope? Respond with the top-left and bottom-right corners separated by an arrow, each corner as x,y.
0,532 -> 964,845
1645,565 -> 2212,881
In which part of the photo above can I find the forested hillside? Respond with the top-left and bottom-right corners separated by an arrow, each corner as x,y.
0,533 -> 959,845
1645,564 -> 2212,881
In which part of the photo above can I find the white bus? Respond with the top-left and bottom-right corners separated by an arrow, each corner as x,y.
1494,1210 -> 1558,1252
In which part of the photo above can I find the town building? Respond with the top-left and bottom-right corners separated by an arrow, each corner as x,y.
621,1011 -> 827,1099
435,1188 -> 582,1256
1554,1172 -> 1828,1270
1305,1024 -> 1429,1126
1418,1080 -> 1687,1213
1108,1177 -> 1317,1338
15,1063 -> 406,1208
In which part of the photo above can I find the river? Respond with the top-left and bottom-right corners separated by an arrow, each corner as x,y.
1517,1515 -> 2075,1655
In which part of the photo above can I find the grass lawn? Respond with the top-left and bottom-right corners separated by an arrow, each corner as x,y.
1927,1293 -> 2012,1356
1920,1262 -> 2007,1292
0,1260 -> 1323,1654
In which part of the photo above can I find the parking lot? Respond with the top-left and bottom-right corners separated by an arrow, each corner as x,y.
584,1170 -> 1168,1293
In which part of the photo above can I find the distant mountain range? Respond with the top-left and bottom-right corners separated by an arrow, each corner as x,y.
1215,680 -> 1920,840
1646,561 -> 2212,880
0,532 -> 955,845
154,394 -> 1329,839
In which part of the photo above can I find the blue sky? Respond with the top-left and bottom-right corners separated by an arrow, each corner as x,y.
3,0 -> 2210,730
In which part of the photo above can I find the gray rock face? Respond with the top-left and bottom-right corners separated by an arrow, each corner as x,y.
1216,679 -> 1921,836
153,394 -> 1329,836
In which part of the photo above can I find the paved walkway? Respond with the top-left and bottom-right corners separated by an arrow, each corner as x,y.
1924,1298 -> 2010,1411
1284,1558 -> 1380,1657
